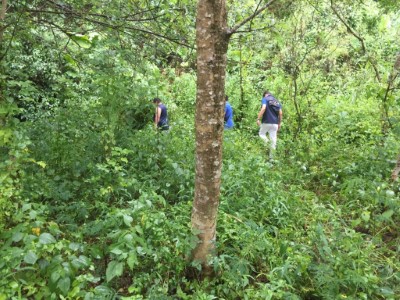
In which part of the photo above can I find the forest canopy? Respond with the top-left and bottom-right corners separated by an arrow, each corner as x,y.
1,0 -> 399,299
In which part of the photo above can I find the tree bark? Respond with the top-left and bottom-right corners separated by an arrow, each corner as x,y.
0,0 -> 6,43
191,0 -> 278,274
391,153 -> 400,181
238,35 -> 244,122
0,0 -> 6,114
191,0 -> 229,272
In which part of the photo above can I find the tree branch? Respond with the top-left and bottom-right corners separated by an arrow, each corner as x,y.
233,25 -> 275,34
330,0 -> 381,82
27,9 -> 169,23
227,0 -> 279,36
37,13 -> 193,49
27,4 -> 193,49
0,10 -> 22,61
330,1 -> 365,53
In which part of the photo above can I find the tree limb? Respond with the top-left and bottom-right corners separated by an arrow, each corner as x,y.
0,10 -> 22,61
381,54 -> 400,130
26,9 -> 170,23
330,0 -> 381,82
330,0 -> 365,53
233,25 -> 275,34
227,0 -> 279,36
38,14 -> 193,49
28,4 -> 193,49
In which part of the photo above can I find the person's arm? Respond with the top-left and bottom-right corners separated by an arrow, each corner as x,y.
256,104 -> 266,126
154,106 -> 161,127
278,109 -> 283,131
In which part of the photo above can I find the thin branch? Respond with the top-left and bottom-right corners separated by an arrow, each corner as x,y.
381,55 -> 400,130
0,11 -> 22,61
82,16 -> 193,48
44,0 -> 176,24
330,0 -> 365,53
27,7 -> 193,49
37,12 -> 193,49
26,9 -> 167,23
330,0 -> 381,82
233,25 -> 275,34
227,0 -> 279,36
248,0 -> 264,32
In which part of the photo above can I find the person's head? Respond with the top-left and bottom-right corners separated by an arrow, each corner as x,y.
225,95 -> 229,102
152,97 -> 161,105
263,90 -> 270,97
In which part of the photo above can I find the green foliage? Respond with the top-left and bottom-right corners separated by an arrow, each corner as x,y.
1,0 -> 399,298
0,118 -> 32,230
0,203 -> 97,299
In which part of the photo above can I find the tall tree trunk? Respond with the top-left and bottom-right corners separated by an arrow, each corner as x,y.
0,0 -> 7,43
292,75 -> 302,139
381,54 -> 400,135
0,0 -> 7,124
190,0 -> 278,274
191,0 -> 229,272
238,35 -> 244,122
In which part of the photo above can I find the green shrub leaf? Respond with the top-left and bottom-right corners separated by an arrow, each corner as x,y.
39,233 -> 56,244
24,250 -> 38,264
57,277 -> 71,295
106,261 -> 124,282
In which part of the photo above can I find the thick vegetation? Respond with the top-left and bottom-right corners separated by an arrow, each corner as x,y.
1,0 -> 399,299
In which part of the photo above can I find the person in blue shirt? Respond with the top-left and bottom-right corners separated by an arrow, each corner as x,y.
153,97 -> 169,131
256,90 -> 282,150
224,95 -> 234,130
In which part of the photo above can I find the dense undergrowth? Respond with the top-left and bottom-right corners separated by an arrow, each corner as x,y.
1,1 -> 400,299
1,103 -> 399,299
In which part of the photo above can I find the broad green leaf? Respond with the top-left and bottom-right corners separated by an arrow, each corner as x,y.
361,211 -> 370,222
69,34 -> 92,49
123,214 -> 133,226
24,251 -> 38,264
379,287 -> 394,296
39,233 -> 56,244
51,271 -> 61,283
22,204 -> 32,212
110,248 -> 123,255
69,242 -> 81,251
57,277 -> 71,295
64,54 -> 77,67
72,255 -> 90,269
106,261 -> 124,282
380,209 -> 394,220
127,251 -> 137,270
29,210 -> 37,219
12,232 -> 24,242
93,285 -> 114,297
